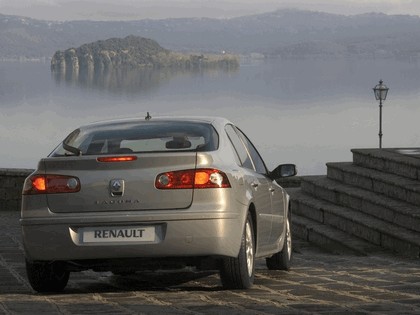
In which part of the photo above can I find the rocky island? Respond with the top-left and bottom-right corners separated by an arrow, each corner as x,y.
51,35 -> 239,73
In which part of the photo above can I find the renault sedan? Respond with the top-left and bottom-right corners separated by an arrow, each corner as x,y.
21,116 -> 296,292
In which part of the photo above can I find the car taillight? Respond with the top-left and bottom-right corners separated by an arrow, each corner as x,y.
23,175 -> 81,195
155,169 -> 231,189
97,156 -> 137,163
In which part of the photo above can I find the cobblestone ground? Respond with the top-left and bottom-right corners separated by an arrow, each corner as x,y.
1,210 -> 420,314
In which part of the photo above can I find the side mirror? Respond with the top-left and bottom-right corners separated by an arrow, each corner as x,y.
271,164 -> 297,179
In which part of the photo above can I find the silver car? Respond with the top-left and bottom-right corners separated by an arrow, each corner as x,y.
21,116 -> 296,292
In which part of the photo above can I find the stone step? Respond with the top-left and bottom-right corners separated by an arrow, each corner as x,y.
352,148 -> 420,180
300,176 -> 420,234
291,213 -> 377,256
290,208 -> 385,257
327,162 -> 420,206
290,189 -> 420,258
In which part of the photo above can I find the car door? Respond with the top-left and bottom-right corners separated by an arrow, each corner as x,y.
225,125 -> 272,248
235,127 -> 285,247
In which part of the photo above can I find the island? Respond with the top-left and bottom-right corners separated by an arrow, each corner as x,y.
51,35 -> 239,73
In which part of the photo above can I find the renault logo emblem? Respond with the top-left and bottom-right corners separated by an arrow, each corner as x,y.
112,181 -> 121,190
110,179 -> 125,197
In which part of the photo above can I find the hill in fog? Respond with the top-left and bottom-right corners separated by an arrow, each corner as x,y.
2,9 -> 420,60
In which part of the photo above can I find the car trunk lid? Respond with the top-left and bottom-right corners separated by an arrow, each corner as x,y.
43,153 -> 196,213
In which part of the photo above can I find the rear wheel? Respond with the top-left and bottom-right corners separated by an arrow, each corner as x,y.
26,259 -> 69,292
266,213 -> 292,270
220,212 -> 255,289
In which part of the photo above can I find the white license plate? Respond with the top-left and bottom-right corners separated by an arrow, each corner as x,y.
81,226 -> 156,243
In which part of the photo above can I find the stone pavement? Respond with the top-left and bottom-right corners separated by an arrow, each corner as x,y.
1,210 -> 420,314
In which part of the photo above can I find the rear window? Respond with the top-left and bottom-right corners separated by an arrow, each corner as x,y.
50,121 -> 219,156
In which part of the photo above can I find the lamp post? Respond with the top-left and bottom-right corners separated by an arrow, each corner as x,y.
373,80 -> 389,149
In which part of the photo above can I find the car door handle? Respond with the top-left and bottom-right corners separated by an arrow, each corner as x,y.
251,182 -> 259,188
269,187 -> 275,192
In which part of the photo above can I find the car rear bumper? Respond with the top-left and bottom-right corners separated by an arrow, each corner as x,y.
21,210 -> 245,261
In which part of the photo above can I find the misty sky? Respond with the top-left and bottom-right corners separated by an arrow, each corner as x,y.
0,0 -> 420,21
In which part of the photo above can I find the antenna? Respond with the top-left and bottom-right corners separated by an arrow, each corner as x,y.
145,112 -> 152,120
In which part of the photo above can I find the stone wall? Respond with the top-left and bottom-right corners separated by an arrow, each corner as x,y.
0,169 -> 33,211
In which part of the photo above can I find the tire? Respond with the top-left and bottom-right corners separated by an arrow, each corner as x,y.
220,212 -> 255,289
266,213 -> 292,271
26,259 -> 70,293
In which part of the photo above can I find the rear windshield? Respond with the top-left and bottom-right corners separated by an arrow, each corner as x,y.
50,121 -> 219,156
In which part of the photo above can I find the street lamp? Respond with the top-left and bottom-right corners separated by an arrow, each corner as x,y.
373,80 -> 389,149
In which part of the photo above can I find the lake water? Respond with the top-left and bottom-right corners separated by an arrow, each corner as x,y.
2,58 -> 420,174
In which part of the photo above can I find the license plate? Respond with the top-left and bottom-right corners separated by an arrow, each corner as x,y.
81,226 -> 156,244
